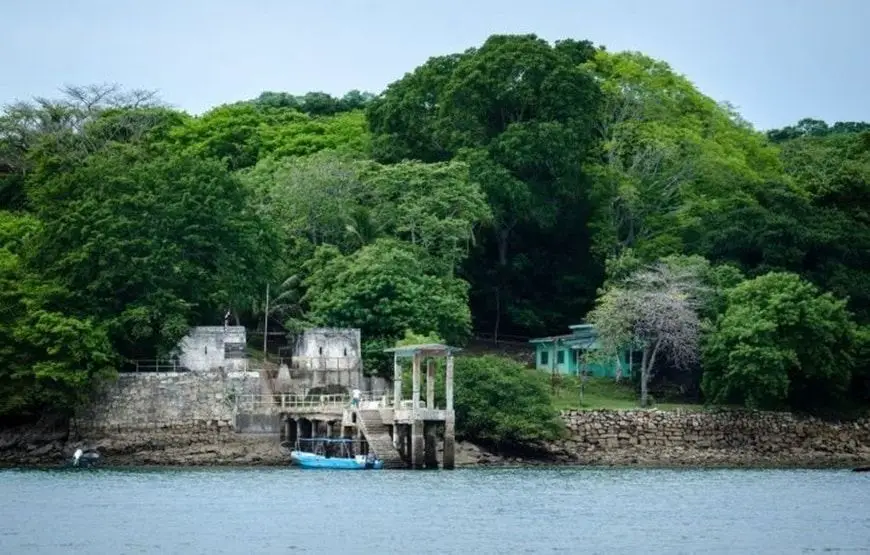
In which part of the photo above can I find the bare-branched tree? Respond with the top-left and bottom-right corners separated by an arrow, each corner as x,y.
588,262 -> 705,407
0,83 -> 164,172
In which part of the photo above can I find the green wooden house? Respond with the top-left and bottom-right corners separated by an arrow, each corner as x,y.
529,324 -> 632,378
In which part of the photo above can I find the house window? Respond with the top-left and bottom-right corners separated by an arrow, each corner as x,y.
557,350 -> 565,365
318,346 -> 323,356
540,351 -> 549,366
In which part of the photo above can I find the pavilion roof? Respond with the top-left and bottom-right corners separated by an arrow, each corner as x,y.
383,343 -> 461,358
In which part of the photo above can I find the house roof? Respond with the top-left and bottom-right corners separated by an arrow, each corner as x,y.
528,334 -> 575,344
567,338 -> 599,350
529,324 -> 600,350
383,343 -> 461,358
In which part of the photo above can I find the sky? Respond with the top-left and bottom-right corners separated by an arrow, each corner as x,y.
2,0 -> 868,131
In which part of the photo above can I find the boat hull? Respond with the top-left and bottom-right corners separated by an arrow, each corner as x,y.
290,451 -> 384,470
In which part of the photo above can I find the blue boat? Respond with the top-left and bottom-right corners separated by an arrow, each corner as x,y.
287,438 -> 384,470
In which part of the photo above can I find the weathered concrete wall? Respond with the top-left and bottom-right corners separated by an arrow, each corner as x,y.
177,326 -> 247,372
233,413 -> 282,434
362,376 -> 389,394
548,409 -> 870,467
79,370 -> 262,431
293,328 -> 360,362
272,328 -> 365,393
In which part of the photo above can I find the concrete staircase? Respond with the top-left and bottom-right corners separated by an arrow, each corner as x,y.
356,409 -> 406,469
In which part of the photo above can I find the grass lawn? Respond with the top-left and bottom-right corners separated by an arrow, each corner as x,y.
549,375 -> 703,411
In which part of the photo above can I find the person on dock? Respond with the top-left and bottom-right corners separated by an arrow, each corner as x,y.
351,388 -> 361,408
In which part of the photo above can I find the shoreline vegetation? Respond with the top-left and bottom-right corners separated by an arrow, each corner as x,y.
1,33 -> 869,461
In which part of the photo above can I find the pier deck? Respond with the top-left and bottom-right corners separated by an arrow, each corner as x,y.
232,344 -> 458,469
232,395 -> 450,469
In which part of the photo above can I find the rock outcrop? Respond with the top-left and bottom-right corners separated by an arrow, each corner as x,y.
0,421 -> 286,467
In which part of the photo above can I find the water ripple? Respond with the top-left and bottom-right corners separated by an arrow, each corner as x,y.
0,467 -> 868,554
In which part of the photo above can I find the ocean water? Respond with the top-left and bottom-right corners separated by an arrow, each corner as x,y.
1,466 -> 868,554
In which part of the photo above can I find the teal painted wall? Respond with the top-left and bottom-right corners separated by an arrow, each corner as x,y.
533,343 -> 632,378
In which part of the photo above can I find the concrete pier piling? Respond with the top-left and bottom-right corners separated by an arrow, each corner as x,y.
383,343 -> 458,470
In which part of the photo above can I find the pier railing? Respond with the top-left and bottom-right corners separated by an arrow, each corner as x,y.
285,356 -> 360,371
126,360 -> 186,373
233,391 -> 391,413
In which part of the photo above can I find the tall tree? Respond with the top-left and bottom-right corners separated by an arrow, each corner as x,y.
0,212 -> 116,420
359,159 -> 491,276
368,34 -> 604,337
240,151 -> 490,281
25,139 -> 274,361
588,261 -> 705,407
583,51 -> 783,261
0,85 -> 164,209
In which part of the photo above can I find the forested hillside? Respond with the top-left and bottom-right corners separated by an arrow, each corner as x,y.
1,34 -> 867,421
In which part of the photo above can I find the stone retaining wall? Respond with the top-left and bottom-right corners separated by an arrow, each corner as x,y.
79,370 -> 262,431
546,409 -> 870,467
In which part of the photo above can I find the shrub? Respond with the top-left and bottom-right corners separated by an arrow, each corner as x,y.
453,355 -> 563,448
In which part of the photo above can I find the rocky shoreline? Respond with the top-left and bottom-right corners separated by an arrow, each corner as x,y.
5,408 -> 870,469
2,419 -> 870,470
8,369 -> 857,469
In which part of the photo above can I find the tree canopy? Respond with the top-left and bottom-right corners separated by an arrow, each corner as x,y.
702,272 -> 856,412
302,239 -> 472,372
2,33 -> 870,421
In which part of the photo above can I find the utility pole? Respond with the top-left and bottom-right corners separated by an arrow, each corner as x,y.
263,283 -> 270,362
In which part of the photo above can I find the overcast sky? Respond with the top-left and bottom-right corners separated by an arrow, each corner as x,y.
3,0 -> 868,130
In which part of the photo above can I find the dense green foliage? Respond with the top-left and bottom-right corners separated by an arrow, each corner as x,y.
454,356 -> 563,447
0,211 -> 116,418
28,144 -> 272,360
368,35 -> 604,334
171,104 -> 369,170
702,273 -> 856,411
1,35 -> 869,422
302,240 -> 472,371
